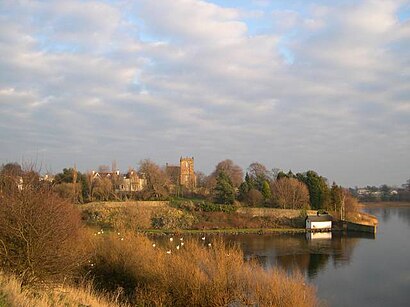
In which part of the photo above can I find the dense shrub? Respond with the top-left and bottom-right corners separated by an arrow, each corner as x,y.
151,208 -> 196,229
0,174 -> 88,286
199,202 -> 238,213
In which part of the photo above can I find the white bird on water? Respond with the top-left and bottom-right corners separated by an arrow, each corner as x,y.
201,236 -> 205,241
170,237 -> 173,242
166,250 -> 172,254
152,243 -> 156,248
181,242 -> 184,246
180,238 -> 183,241
208,243 -> 212,247
176,245 -> 180,250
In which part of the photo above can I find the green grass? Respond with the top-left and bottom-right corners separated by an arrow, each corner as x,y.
0,292 -> 8,307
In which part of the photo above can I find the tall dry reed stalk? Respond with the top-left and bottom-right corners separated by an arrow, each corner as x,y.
89,232 -> 318,306
0,272 -> 123,307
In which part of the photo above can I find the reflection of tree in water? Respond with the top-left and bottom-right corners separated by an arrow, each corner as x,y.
307,254 -> 330,278
275,235 -> 359,279
230,233 -> 365,279
381,208 -> 391,223
365,207 -> 410,227
396,208 -> 410,227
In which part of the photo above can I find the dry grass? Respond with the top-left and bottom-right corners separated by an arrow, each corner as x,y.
89,232 -> 318,306
0,272 -> 122,307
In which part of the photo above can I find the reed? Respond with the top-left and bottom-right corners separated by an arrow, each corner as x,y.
89,232 -> 318,306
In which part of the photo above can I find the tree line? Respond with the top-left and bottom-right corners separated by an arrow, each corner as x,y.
0,159 -> 360,215
210,160 -> 357,214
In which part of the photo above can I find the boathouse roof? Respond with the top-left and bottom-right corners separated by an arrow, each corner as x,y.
306,214 -> 332,222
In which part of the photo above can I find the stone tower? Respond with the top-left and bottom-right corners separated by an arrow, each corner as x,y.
179,157 -> 196,189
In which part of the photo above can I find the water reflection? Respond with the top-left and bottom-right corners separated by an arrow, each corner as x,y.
366,205 -> 410,227
225,231 -> 374,279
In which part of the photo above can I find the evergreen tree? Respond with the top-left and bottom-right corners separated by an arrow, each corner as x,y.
276,171 -> 288,180
244,172 -> 255,189
296,171 -> 330,210
214,171 -> 235,205
261,180 -> 271,200
330,182 -> 343,212
238,181 -> 249,201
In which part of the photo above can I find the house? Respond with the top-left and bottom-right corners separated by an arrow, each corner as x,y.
91,170 -> 120,180
118,170 -> 147,192
306,214 -> 332,231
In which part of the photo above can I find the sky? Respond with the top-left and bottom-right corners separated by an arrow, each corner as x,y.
0,0 -> 409,187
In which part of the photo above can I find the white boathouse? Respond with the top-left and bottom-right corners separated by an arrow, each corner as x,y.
306,214 -> 332,231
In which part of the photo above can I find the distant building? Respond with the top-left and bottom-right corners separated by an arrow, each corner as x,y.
180,157 -> 196,188
166,157 -> 196,189
118,169 -> 146,192
91,170 -> 120,180
90,168 -> 146,193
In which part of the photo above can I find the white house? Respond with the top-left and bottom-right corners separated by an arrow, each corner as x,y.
306,214 -> 332,230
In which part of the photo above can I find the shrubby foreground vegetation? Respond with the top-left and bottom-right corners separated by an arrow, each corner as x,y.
0,165 -> 318,306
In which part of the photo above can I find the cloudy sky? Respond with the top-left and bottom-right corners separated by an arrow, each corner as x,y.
0,0 -> 409,187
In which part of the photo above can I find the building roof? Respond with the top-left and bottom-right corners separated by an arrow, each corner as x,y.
306,214 -> 333,222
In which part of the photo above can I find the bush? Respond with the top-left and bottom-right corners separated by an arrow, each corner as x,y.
88,232 -> 318,306
169,199 -> 197,212
199,202 -> 238,213
151,208 -> 196,229
0,175 -> 88,286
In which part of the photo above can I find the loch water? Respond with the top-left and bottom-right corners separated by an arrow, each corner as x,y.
226,206 -> 410,307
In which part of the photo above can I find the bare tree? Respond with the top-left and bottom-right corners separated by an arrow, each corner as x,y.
138,159 -> 169,200
93,177 -> 114,201
271,178 -> 310,209
245,188 -> 264,206
343,190 -> 359,218
248,162 -> 272,181
195,171 -> 207,188
209,159 -> 243,188
86,171 -> 96,202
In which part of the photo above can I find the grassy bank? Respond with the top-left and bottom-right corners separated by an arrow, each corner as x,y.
138,227 -> 306,235
80,200 -> 308,232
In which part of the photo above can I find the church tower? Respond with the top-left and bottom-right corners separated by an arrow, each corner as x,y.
180,157 -> 196,189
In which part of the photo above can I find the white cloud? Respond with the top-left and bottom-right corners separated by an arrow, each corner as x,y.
0,0 -> 409,186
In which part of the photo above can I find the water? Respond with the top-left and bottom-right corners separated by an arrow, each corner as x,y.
226,206 -> 410,307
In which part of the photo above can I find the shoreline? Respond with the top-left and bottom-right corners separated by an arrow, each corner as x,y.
137,227 -> 307,235
360,201 -> 410,208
